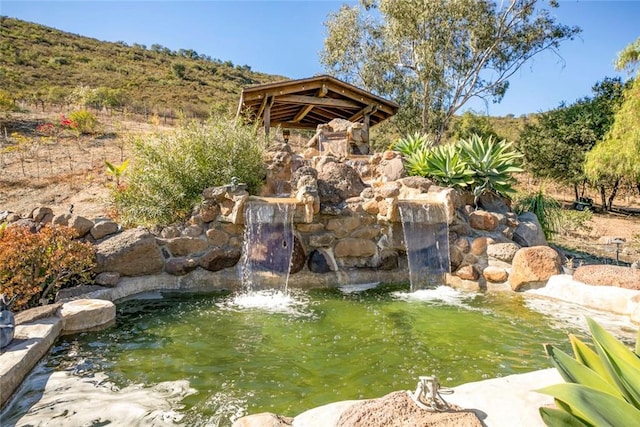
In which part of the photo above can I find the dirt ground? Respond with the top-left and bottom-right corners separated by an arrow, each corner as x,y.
1,111 -> 640,263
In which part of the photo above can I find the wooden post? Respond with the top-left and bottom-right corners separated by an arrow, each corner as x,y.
364,113 -> 371,136
264,96 -> 271,135
263,96 -> 274,135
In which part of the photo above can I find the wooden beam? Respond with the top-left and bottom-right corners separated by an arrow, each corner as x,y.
325,81 -> 396,115
255,94 -> 269,121
241,81 -> 324,102
292,105 -> 314,123
348,104 -> 377,122
276,94 -> 360,109
292,84 -> 328,123
279,121 -> 319,130
235,94 -> 244,122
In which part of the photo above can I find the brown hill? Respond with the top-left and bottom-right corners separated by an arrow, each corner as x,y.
0,16 -> 284,118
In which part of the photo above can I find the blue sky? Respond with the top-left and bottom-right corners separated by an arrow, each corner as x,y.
2,0 -> 639,116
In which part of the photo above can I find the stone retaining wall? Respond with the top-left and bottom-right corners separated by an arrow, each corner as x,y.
3,153 -> 559,300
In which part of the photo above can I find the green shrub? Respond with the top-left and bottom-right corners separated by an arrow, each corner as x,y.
514,189 -> 561,240
113,117 -> 267,226
0,224 -> 96,311
68,109 -> 98,134
539,317 -> 640,426
0,90 -> 17,112
557,209 -> 593,236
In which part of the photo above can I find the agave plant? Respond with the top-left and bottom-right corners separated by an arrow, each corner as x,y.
392,132 -> 433,158
538,317 -> 640,426
421,144 -> 475,190
458,134 -> 524,199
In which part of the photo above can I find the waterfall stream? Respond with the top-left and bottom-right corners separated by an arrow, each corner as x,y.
398,201 -> 451,291
239,200 -> 294,292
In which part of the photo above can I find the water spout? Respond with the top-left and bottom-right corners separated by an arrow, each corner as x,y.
398,201 -> 450,291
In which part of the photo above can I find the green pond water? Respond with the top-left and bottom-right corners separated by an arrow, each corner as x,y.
7,285 -> 584,426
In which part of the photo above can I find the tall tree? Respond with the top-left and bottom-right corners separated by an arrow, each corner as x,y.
616,36 -> 640,74
321,0 -> 580,141
518,77 -> 627,200
585,38 -> 640,210
450,111 -> 501,141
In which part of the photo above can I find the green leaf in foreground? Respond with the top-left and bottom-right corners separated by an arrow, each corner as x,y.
538,383 -> 640,426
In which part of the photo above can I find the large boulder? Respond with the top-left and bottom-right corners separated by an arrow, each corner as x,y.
476,192 -> 510,214
60,299 -> 116,334
317,162 -> 366,204
160,236 -> 209,257
337,391 -> 483,427
377,157 -> 406,182
573,265 -> 640,290
513,212 -> 547,247
509,246 -> 562,291
95,228 -> 164,276
199,247 -> 241,272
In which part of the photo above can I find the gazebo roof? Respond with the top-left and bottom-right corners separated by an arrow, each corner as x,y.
237,75 -> 399,131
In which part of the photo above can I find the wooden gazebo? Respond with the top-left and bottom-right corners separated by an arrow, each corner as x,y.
236,75 -> 399,134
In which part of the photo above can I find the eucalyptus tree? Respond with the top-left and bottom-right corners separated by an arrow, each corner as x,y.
321,0 -> 580,141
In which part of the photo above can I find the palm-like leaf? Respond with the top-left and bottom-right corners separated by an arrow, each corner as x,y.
393,132 -> 433,157
458,134 -> 523,198
539,317 -> 640,427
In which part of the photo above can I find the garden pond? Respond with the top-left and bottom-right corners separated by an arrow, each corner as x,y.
2,284 -> 637,426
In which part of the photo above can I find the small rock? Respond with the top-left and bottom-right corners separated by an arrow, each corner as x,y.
31,207 -> 53,223
69,215 -> 94,237
90,220 -> 119,240
199,247 -> 241,272
455,265 -> 480,280
483,266 -> 509,283
471,237 -> 490,256
206,229 -> 230,247
161,226 -> 181,238
95,272 -> 120,287
165,257 -> 199,276
487,242 -> 520,263
469,211 -> 498,231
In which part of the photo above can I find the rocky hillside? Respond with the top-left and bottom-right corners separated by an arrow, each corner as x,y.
0,17 -> 284,118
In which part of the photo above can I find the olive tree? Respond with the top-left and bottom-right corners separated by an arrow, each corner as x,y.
321,0 -> 580,141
